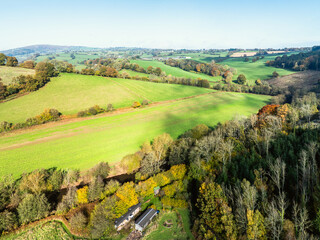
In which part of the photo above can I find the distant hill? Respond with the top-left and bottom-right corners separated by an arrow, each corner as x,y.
1,44 -> 101,57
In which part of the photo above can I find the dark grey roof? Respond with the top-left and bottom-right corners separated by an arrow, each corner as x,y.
135,208 -> 157,228
115,203 -> 141,227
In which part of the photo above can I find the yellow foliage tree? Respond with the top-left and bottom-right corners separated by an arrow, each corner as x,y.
246,209 -> 266,240
169,164 -> 187,180
115,182 -> 138,208
77,186 -> 88,204
137,177 -> 157,197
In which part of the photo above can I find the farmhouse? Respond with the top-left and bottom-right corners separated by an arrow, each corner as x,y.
135,208 -> 158,232
114,203 -> 141,231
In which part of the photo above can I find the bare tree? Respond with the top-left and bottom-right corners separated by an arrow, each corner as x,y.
293,202 -> 311,240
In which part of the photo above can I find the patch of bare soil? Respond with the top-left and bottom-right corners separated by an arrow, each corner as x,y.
268,70 -> 320,90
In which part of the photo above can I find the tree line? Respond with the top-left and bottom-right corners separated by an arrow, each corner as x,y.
266,47 -> 320,71
164,58 -> 230,77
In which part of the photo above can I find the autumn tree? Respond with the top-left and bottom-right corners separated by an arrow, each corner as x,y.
0,53 -> 6,65
0,79 -> 7,100
197,181 -> 237,239
237,74 -> 247,85
21,60 -> 35,69
77,186 -> 89,204
5,56 -> 18,67
115,182 -> 138,216
19,170 -> 47,194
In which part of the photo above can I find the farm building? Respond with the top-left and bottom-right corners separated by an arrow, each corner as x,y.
114,203 -> 141,231
135,208 -> 158,232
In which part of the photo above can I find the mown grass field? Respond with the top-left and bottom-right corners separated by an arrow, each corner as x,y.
0,66 -> 35,85
131,59 -> 221,82
144,210 -> 193,240
0,73 -> 213,123
0,92 -> 269,178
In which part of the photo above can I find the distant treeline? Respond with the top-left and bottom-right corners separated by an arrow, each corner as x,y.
164,58 -> 231,77
266,46 -> 320,71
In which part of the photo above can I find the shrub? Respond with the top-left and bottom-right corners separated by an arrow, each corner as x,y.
142,99 -> 149,106
0,121 -> 12,132
106,103 -> 114,112
132,101 -> 141,108
88,107 -> 97,115
272,71 -> 279,78
77,111 -> 86,117
161,196 -> 187,208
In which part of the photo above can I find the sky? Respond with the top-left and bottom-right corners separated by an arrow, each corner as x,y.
1,0 -> 320,50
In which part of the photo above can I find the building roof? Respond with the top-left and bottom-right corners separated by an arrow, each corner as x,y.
135,208 -> 158,228
115,202 -> 141,227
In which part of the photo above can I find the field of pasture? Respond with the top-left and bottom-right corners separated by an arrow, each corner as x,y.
221,55 -> 294,85
131,59 -> 221,82
0,73 -> 213,123
0,66 -> 35,85
0,91 -> 270,178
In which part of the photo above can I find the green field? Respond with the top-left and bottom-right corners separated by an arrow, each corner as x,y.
0,66 -> 35,85
0,92 -> 269,178
2,221 -> 72,240
144,210 -> 193,240
221,56 -> 294,85
131,60 -> 221,82
0,73 -> 213,123
119,69 -> 150,78
36,52 -> 106,70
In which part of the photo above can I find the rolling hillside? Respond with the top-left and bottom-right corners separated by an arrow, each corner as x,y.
0,73 -> 214,123
0,92 -> 270,178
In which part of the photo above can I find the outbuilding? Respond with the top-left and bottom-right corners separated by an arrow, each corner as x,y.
135,208 -> 158,232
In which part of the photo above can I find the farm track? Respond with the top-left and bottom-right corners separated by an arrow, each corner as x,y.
0,91 -> 216,151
